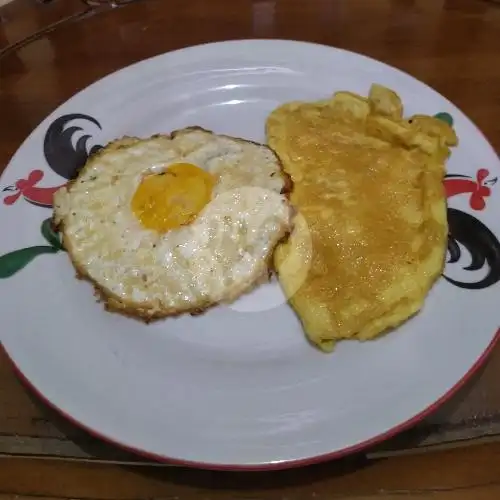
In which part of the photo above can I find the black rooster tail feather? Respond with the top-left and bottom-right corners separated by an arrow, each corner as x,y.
444,207 -> 500,290
447,238 -> 460,264
43,114 -> 103,180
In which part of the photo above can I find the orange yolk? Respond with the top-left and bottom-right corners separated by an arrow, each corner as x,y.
131,163 -> 215,233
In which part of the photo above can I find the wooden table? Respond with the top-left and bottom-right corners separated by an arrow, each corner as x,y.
2,0 -> 500,498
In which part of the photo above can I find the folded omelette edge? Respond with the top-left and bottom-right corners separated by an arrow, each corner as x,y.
266,84 -> 458,352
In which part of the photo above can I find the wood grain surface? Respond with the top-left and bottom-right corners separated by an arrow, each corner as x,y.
1,442 -> 500,499
0,0 -> 89,51
2,0 -> 500,498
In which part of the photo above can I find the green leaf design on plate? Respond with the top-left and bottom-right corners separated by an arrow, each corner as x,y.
0,246 -> 59,279
41,217 -> 63,250
434,112 -> 454,127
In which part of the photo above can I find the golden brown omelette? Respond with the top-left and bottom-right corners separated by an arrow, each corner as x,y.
266,84 -> 457,352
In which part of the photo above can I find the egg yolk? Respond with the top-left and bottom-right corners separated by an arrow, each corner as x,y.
131,163 -> 215,233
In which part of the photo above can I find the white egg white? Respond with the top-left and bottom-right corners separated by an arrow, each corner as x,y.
53,127 -> 292,319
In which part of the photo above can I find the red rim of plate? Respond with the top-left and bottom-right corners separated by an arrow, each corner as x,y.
2,326 -> 499,471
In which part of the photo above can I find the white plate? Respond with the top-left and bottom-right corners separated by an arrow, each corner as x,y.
1,40 -> 499,470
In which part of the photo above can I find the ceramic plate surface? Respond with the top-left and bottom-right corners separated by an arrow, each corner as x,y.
1,40 -> 499,469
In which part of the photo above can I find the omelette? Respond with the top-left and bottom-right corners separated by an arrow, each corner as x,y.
53,127 -> 293,321
266,84 -> 457,352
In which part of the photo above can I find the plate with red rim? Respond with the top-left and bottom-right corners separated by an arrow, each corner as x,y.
1,39 -> 500,470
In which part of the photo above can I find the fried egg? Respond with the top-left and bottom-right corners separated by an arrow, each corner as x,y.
53,127 -> 293,320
